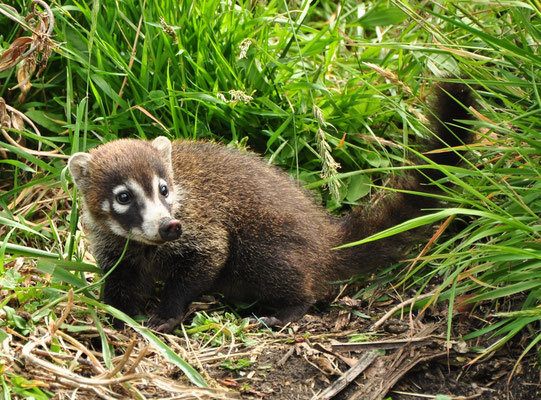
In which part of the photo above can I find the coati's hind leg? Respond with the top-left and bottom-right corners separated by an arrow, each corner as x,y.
241,249 -> 319,327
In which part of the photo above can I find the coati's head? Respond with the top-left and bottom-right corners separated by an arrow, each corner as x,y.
68,137 -> 182,245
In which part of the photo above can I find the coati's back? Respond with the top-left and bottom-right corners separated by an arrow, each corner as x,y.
68,81 -> 475,331
166,140 -> 341,303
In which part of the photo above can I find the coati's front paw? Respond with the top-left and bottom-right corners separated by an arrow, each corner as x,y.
146,314 -> 183,333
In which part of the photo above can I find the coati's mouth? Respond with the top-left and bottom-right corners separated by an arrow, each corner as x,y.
131,219 -> 182,246
131,235 -> 170,246
143,238 -> 167,246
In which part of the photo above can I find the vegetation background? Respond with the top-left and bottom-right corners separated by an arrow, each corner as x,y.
0,0 -> 539,398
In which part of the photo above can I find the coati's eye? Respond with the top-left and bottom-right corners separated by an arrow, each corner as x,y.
116,191 -> 132,204
159,184 -> 169,197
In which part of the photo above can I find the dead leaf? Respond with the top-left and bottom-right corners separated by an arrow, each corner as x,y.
11,112 -> 25,131
0,98 -> 10,128
16,57 -> 37,103
0,37 -> 33,71
314,356 -> 340,375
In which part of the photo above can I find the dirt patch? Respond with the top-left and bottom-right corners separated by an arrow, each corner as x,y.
199,300 -> 540,399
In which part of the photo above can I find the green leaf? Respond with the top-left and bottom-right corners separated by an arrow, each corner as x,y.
37,259 -> 90,288
358,6 -> 407,28
0,141 -> 56,173
346,174 -> 370,202
468,280 -> 541,303
0,269 -> 21,290
4,243 -> 63,259
90,74 -> 128,109
149,90 -> 166,100
285,81 -> 330,93
37,258 -> 101,274
0,215 -> 47,239
494,309 -> 541,318
0,160 -> 36,173
24,110 -> 65,134
0,328 -> 8,343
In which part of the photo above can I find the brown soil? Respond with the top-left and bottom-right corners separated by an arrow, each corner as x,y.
203,298 -> 540,400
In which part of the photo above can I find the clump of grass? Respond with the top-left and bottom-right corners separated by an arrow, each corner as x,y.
186,311 -> 257,348
0,0 -> 539,397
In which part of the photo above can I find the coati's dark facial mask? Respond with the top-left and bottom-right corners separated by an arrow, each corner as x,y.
102,175 -> 179,244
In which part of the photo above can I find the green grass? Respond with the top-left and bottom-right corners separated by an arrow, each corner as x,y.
0,0 -> 540,396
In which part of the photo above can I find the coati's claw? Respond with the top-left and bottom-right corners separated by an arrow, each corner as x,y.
147,315 -> 182,333
250,316 -> 284,327
250,303 -> 312,328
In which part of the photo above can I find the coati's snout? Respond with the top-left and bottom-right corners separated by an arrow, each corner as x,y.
159,218 -> 182,241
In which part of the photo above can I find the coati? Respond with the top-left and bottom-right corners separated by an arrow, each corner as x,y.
68,82 -> 474,333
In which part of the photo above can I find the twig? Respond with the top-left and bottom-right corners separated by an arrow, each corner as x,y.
22,336 -> 235,398
99,335 -> 137,379
371,292 -> 435,331
0,0 -> 55,72
314,352 -> 378,400
1,103 -> 67,158
352,351 -> 448,400
390,390 -> 484,399
49,289 -> 73,336
331,336 -> 434,352
32,0 -> 55,36
21,1 -> 54,59
312,343 -> 358,368
55,329 -> 105,373
124,345 -> 148,375
277,346 -> 295,367
0,5 -> 33,33
31,349 -> 97,368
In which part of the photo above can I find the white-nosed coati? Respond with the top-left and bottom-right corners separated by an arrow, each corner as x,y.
68,82 -> 474,332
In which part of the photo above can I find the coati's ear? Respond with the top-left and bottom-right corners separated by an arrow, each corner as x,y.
68,152 -> 92,189
152,136 -> 172,168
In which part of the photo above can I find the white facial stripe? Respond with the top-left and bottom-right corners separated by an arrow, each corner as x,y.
112,184 -> 128,195
105,177 -> 176,242
112,202 -> 130,214
125,180 -> 145,202
127,176 -> 173,239
107,220 -> 127,237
